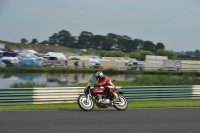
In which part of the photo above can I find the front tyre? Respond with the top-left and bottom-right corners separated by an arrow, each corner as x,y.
78,94 -> 94,111
113,94 -> 128,111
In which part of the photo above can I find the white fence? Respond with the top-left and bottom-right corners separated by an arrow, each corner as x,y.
33,87 -> 84,104
1,85 -> 200,105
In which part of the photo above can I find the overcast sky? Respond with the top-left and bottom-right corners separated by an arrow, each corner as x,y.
0,0 -> 200,52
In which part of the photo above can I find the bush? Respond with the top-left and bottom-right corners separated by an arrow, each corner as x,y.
10,82 -> 48,88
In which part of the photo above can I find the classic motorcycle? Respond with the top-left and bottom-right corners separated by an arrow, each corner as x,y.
77,83 -> 128,111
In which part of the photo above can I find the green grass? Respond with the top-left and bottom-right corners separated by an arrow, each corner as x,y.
128,99 -> 200,108
0,103 -> 79,111
1,99 -> 200,110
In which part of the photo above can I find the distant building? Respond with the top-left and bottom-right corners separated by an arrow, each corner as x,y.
143,55 -> 168,70
0,43 -> 12,52
101,57 -> 126,69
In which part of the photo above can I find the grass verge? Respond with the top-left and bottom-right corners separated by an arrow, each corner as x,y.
0,99 -> 200,110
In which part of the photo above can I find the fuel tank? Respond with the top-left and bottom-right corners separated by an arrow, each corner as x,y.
91,87 -> 106,94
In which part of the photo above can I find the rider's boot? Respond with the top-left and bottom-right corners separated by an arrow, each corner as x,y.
112,92 -> 120,104
113,92 -> 120,100
98,98 -> 102,103
97,94 -> 102,103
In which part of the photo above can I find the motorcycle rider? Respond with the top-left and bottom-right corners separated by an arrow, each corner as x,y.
95,71 -> 119,103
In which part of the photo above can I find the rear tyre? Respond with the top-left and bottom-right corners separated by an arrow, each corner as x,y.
78,94 -> 94,111
113,94 -> 128,111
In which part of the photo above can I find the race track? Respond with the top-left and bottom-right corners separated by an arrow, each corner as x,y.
0,108 -> 200,133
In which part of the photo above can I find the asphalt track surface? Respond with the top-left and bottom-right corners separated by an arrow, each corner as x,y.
1,108 -> 200,133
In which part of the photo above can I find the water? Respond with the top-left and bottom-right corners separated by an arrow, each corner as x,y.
0,73 -> 134,88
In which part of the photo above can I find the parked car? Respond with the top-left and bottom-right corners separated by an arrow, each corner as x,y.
127,62 -> 143,70
1,59 -> 15,67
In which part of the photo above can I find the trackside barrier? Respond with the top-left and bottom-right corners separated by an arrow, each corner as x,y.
33,87 -> 84,104
0,87 -> 84,105
1,85 -> 200,105
192,85 -> 200,99
0,88 -> 34,105
120,86 -> 193,100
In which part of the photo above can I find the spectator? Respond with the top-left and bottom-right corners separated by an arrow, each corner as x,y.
82,62 -> 85,68
74,61 -> 78,68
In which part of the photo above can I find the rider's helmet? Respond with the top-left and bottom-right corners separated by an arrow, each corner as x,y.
95,71 -> 104,81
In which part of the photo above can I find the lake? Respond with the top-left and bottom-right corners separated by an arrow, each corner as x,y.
0,73 -> 135,88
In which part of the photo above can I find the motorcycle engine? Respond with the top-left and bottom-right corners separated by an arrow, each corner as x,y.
96,94 -> 111,106
101,99 -> 111,105
97,94 -> 102,100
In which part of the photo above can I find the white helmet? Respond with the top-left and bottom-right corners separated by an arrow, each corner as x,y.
95,71 -> 104,81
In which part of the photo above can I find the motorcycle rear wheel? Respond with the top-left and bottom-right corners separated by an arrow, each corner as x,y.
113,94 -> 128,111
78,94 -> 94,111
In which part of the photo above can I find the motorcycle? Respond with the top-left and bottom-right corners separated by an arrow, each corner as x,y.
77,83 -> 128,111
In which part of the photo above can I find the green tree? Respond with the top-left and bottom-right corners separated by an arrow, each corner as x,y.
105,33 -> 119,50
129,50 -> 154,60
157,49 -> 177,59
106,50 -> 126,57
101,38 -> 114,51
185,51 -> 194,56
92,35 -> 105,49
156,42 -> 165,51
129,52 -> 140,59
57,30 -> 75,47
194,49 -> 200,57
40,40 -> 49,44
49,33 -> 58,44
107,33 -> 120,40
142,41 -> 156,53
44,29 -> 167,53
117,36 -> 133,52
137,50 -> 155,60
30,38 -> 38,44
132,39 -> 142,51
77,31 -> 94,49
133,39 -> 144,51
21,38 -> 28,44
99,50 -> 107,57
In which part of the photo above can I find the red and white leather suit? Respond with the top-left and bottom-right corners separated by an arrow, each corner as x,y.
98,76 -> 116,92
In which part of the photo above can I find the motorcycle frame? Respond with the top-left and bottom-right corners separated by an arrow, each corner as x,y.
84,84 -> 124,105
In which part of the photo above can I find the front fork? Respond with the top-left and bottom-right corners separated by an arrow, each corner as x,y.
85,89 -> 91,103
86,94 -> 89,103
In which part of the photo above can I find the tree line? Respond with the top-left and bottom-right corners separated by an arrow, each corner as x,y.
176,50 -> 200,60
20,30 -> 180,60
21,30 -> 165,53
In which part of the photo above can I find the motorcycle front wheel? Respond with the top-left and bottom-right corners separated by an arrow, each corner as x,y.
113,94 -> 128,111
78,94 -> 94,111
